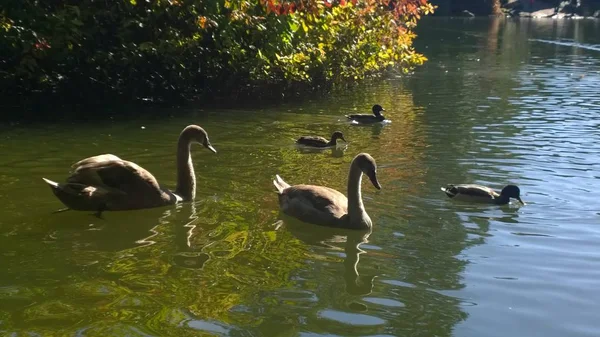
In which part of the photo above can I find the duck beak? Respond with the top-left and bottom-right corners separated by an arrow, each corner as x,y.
367,171 -> 381,190
517,197 -> 525,205
206,144 -> 217,153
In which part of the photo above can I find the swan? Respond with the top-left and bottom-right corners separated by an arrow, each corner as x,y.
42,125 -> 216,215
273,153 -> 381,229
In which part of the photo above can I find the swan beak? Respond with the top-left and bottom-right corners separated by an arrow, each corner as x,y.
517,197 -> 525,205
341,137 -> 347,142
367,171 -> 381,190
207,144 -> 217,153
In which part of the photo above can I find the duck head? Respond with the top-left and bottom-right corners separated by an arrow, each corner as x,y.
355,153 -> 381,190
331,131 -> 347,143
372,104 -> 385,117
501,185 -> 524,205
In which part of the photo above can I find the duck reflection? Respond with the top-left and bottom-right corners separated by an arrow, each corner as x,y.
295,143 -> 348,158
276,217 -> 376,296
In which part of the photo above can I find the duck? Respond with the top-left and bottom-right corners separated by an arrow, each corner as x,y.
296,131 -> 346,148
441,184 -> 525,205
273,153 -> 381,229
42,125 -> 217,216
346,104 -> 386,124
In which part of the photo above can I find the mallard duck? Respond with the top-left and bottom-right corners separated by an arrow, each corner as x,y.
296,131 -> 346,148
273,153 -> 381,229
346,104 -> 386,124
441,184 -> 525,205
42,125 -> 217,216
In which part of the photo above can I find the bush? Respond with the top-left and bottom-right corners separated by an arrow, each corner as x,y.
0,0 -> 434,111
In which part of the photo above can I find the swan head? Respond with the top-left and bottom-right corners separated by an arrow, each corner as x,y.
331,131 -> 346,143
372,104 -> 385,116
354,153 -> 381,190
501,184 -> 524,205
182,125 -> 217,153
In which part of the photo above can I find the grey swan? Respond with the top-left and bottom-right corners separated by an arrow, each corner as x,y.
42,125 -> 217,215
273,153 -> 381,229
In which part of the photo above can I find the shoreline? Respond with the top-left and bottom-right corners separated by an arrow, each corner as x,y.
431,0 -> 600,19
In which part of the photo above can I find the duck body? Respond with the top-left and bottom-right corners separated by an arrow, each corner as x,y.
441,184 -> 525,205
296,131 -> 346,148
346,104 -> 386,124
273,153 -> 381,230
43,125 -> 217,214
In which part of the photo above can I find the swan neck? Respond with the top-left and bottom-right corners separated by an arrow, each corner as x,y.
347,163 -> 367,225
175,135 -> 196,201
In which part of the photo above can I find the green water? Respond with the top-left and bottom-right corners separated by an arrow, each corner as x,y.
1,18 -> 600,336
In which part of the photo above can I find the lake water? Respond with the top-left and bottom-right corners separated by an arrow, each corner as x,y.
1,17 -> 599,336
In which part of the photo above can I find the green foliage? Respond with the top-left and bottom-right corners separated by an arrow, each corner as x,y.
0,0 -> 433,107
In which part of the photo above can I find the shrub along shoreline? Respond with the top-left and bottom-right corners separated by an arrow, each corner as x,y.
0,0 -> 433,120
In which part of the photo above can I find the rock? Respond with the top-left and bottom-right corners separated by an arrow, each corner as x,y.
593,10 -> 600,18
460,10 -> 475,17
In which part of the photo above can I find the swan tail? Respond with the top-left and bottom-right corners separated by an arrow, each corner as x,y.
273,174 -> 290,194
42,178 -> 105,211
43,178 -> 60,189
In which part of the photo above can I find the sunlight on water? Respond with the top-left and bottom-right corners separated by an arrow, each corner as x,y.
0,17 -> 599,337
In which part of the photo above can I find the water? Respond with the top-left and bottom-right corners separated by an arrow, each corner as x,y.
1,17 -> 599,336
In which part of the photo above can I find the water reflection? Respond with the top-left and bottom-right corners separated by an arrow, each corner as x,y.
295,143 -> 348,158
42,207 -> 170,252
280,217 -> 376,296
1,16 -> 600,337
170,203 -> 213,269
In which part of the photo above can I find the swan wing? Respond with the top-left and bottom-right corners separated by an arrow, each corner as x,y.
68,158 -> 164,200
279,184 -> 348,226
71,154 -> 122,169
